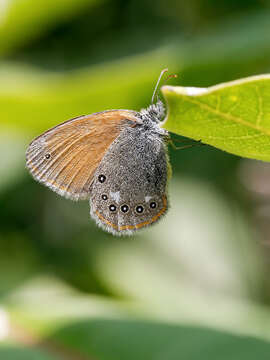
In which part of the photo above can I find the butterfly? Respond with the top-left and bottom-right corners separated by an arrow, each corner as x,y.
26,69 -> 174,235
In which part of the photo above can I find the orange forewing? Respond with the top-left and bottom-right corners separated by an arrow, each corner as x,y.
26,110 -> 139,200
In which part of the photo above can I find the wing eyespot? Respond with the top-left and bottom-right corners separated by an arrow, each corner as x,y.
101,194 -> 108,200
109,204 -> 117,212
120,205 -> 129,213
98,174 -> 106,183
26,110 -> 138,201
135,205 -> 144,214
150,201 -> 157,209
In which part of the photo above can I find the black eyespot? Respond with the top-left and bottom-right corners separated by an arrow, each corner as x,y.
109,204 -> 117,212
150,202 -> 157,209
101,194 -> 108,200
45,153 -> 50,159
121,205 -> 129,213
136,205 -> 144,214
98,174 -> 106,183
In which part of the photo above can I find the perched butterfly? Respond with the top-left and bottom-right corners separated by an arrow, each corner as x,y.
26,69 -> 175,235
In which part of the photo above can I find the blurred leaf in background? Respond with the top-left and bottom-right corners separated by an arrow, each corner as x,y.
2,0 -> 270,358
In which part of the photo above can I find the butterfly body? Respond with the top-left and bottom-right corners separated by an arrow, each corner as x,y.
26,94 -> 171,235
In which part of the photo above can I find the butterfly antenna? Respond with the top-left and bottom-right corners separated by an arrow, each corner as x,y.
151,68 -> 168,104
151,69 -> 178,104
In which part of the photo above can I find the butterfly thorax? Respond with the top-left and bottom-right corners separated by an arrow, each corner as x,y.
139,99 -> 165,123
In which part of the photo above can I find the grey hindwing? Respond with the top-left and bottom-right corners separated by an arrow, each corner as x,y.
89,125 -> 169,235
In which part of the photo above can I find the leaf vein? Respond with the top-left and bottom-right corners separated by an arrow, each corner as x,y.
182,95 -> 270,137
255,85 -> 263,127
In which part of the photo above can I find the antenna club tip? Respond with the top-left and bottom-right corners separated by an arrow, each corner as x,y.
166,74 -> 178,81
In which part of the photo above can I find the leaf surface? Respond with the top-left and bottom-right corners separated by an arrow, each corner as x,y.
162,75 -> 270,161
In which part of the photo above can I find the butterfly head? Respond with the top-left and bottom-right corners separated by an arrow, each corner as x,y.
139,99 -> 165,124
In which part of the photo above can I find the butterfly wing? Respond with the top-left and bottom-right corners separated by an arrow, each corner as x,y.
89,125 -> 169,235
26,110 -> 139,200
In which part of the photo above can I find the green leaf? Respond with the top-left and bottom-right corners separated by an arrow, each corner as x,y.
176,10 -> 270,86
0,0 -> 100,56
0,55 -> 173,136
49,319 -> 270,360
1,10 -> 270,140
0,345 -> 58,360
162,75 -> 270,161
5,276 -> 270,360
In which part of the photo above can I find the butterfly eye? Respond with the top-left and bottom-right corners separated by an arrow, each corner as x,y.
136,205 -> 144,214
98,174 -> 106,183
150,201 -> 157,209
109,204 -> 117,212
45,153 -> 51,159
121,205 -> 129,213
101,194 -> 108,200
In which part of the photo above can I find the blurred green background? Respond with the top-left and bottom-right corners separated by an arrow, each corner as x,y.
2,0 -> 270,359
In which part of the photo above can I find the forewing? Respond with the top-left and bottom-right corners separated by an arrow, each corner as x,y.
26,110 -> 139,200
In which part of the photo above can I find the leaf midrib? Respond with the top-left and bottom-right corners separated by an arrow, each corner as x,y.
175,93 -> 270,137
